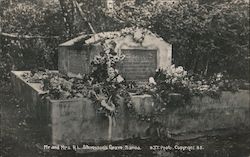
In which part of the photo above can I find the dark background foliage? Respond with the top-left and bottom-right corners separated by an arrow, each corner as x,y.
0,0 -> 249,81
151,0 -> 249,79
0,1 -> 64,81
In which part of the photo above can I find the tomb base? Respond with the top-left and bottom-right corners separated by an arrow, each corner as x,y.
11,71 -> 250,145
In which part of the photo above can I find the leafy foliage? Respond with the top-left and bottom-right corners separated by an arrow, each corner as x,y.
21,57 -> 239,115
151,0 -> 249,80
0,1 -> 65,80
21,39 -> 132,117
1,2 -> 63,35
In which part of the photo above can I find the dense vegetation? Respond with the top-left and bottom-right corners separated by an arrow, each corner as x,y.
0,1 -> 249,157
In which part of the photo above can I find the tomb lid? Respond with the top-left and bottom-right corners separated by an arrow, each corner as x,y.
59,34 -> 91,47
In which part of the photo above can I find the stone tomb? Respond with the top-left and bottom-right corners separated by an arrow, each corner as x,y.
58,31 -> 172,82
10,29 -> 250,146
11,71 -> 250,145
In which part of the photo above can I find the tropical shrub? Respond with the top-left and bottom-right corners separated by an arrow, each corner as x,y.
108,0 -> 250,80
0,1 -> 64,81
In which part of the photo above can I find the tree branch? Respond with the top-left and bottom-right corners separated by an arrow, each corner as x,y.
0,32 -> 60,39
73,0 -> 96,34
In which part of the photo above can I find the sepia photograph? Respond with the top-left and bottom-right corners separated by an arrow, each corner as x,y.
0,0 -> 249,156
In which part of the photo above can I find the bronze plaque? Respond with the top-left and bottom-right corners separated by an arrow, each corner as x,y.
117,49 -> 157,81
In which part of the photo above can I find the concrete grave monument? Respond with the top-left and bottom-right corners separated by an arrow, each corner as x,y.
11,27 -> 250,146
11,71 -> 250,145
58,28 -> 172,82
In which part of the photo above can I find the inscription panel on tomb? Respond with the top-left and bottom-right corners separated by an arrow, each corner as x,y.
68,50 -> 88,74
117,49 -> 157,81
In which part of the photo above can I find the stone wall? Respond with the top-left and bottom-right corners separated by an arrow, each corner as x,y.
11,71 -> 250,145
154,91 -> 250,134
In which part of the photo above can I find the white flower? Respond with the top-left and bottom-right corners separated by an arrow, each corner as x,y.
166,64 -> 176,76
116,75 -> 124,83
106,60 -> 112,67
101,100 -> 115,112
181,80 -> 189,86
175,66 -> 184,74
199,85 -> 209,91
170,64 -> 176,69
119,54 -> 125,60
183,71 -> 187,76
134,29 -> 143,41
149,77 -> 157,85
76,73 -> 83,79
172,78 -> 177,83
173,73 -> 182,78
216,73 -> 223,81
108,67 -> 115,73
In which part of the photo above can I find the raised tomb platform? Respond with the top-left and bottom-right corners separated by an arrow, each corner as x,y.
11,71 -> 250,145
10,28 -> 250,145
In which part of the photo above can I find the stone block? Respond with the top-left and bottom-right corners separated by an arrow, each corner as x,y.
11,71 -> 46,117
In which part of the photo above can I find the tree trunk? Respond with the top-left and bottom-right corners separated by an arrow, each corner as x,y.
73,0 -> 96,34
58,0 -> 75,38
